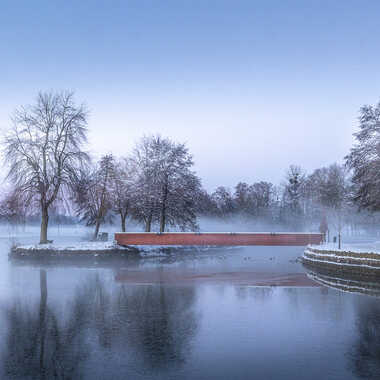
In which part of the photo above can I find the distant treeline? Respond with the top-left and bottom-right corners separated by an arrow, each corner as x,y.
1,91 -> 380,242
196,164 -> 380,235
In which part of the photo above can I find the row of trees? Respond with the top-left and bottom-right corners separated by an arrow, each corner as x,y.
1,92 -> 201,243
74,136 -> 200,239
2,91 -> 380,243
196,163 -> 351,232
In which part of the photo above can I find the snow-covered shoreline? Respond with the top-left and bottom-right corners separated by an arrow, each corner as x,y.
302,244 -> 380,276
10,241 -> 143,259
14,241 -> 126,251
9,240 -> 225,260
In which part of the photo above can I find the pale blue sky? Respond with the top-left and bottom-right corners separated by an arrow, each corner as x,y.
1,1 -> 380,189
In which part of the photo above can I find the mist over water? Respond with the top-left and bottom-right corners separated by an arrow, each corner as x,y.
0,224 -> 379,379
198,216 -> 312,233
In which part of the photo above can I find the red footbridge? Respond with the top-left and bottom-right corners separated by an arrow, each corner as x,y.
115,232 -> 323,247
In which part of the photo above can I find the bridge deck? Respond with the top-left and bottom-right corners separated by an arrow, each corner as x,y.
115,232 -> 323,246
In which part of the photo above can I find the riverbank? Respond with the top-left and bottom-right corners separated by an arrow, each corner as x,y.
9,241 -> 231,260
10,241 -> 140,260
302,243 -> 380,276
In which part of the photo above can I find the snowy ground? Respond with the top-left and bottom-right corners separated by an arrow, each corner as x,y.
310,242 -> 380,254
15,241 -> 126,251
303,242 -> 380,276
13,241 -> 230,259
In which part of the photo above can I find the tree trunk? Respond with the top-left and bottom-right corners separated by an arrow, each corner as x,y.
159,206 -> 166,233
40,206 -> 49,244
160,213 -> 165,232
121,213 -> 126,232
94,219 -> 101,240
145,213 -> 152,232
159,181 -> 168,233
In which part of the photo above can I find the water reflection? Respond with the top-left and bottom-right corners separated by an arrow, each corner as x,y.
6,245 -> 380,380
3,270 -> 198,379
349,299 -> 380,379
119,285 -> 197,369
305,266 -> 380,378
4,270 -> 88,379
306,268 -> 380,298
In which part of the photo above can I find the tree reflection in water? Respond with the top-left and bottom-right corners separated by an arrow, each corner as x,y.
87,275 -> 198,369
349,299 -> 380,379
4,269 -> 88,379
117,284 -> 198,369
3,270 -> 198,379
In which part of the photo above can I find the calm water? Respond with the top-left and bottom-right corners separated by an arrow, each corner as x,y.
1,227 -> 380,379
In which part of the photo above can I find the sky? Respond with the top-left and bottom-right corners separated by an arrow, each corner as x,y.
1,0 -> 380,190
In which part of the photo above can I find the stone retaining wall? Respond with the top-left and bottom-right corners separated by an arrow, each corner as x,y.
306,269 -> 380,297
302,246 -> 380,276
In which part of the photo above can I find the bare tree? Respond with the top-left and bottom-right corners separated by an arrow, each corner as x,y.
212,186 -> 235,217
0,188 -> 29,226
131,135 -> 201,232
248,181 -> 274,218
112,157 -> 135,232
194,189 -> 219,216
74,155 -> 115,239
234,182 -> 250,212
130,137 -> 159,232
305,163 -> 350,244
280,165 -> 306,228
2,91 -> 89,243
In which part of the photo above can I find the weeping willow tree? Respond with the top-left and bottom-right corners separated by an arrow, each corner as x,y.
2,91 -> 89,244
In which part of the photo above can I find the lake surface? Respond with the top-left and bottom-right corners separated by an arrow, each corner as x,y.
1,226 -> 380,379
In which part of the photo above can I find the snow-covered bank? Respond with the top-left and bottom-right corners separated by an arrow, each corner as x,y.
302,244 -> 380,276
9,241 -> 224,260
10,241 -> 140,260
15,241 -> 125,251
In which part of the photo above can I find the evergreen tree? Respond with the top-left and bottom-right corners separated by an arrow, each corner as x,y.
346,101 -> 380,211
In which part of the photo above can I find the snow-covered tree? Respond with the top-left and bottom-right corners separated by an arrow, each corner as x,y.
306,163 -> 350,242
346,101 -> 380,211
280,165 -> 306,228
131,135 -> 201,232
112,157 -> 135,232
234,182 -> 250,212
308,164 -> 348,210
248,181 -> 274,217
0,188 -> 30,226
2,91 -> 89,243
130,137 -> 160,231
212,186 -> 235,217
74,155 -> 115,239
195,189 -> 219,216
